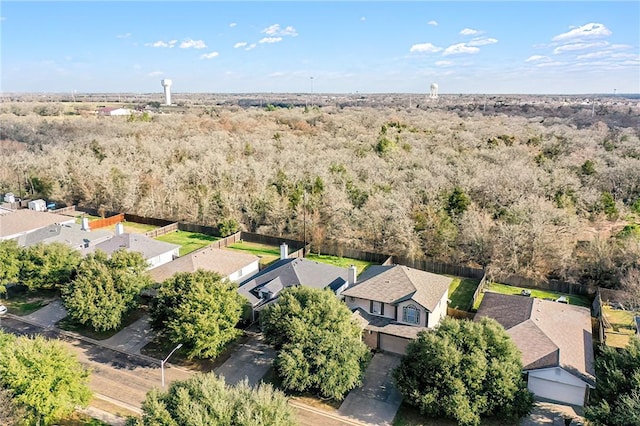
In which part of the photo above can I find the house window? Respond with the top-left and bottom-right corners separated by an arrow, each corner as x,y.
371,301 -> 384,315
402,305 -> 420,324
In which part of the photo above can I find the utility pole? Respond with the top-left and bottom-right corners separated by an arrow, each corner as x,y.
303,191 -> 307,254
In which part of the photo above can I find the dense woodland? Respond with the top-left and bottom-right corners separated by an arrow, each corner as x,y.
1,98 -> 639,289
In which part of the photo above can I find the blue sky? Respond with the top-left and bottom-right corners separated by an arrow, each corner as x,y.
1,1 -> 638,94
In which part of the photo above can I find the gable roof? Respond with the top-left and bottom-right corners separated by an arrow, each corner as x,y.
342,264 -> 451,312
352,307 -> 427,339
475,292 -> 595,386
149,246 -> 258,283
237,258 -> 349,307
0,209 -> 76,239
15,223 -> 113,249
83,233 -> 179,260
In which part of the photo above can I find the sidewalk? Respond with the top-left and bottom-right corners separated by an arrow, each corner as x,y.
102,314 -> 156,354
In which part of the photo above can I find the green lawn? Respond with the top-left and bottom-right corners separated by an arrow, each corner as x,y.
472,282 -> 592,310
304,253 -> 375,275
122,221 -> 158,234
156,230 -> 220,256
56,308 -> 146,341
603,305 -> 637,348
2,289 -> 59,315
226,241 -> 281,267
447,277 -> 480,311
74,214 -> 102,224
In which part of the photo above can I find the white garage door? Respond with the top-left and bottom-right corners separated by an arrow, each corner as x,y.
379,334 -> 410,355
528,376 -> 586,406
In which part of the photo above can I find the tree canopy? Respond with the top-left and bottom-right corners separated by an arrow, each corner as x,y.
61,249 -> 152,331
19,242 -> 81,290
0,331 -> 92,425
585,336 -> 640,426
0,240 -> 21,294
127,373 -> 297,426
393,317 -> 533,426
260,286 -> 370,400
150,270 -> 245,359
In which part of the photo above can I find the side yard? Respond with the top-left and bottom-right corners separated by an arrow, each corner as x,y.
602,304 -> 637,348
473,282 -> 592,310
155,230 -> 220,256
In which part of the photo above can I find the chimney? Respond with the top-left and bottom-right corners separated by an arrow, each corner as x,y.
81,217 -> 90,231
115,222 -> 124,235
348,265 -> 357,287
280,243 -> 288,260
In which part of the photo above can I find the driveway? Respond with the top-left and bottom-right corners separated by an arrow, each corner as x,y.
214,334 -> 275,386
22,299 -> 67,327
102,314 -> 156,354
521,401 -> 585,426
339,352 -> 403,426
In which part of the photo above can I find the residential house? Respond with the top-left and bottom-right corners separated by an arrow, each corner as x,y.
27,199 -> 47,212
342,264 -> 452,355
14,222 -> 113,249
475,292 -> 595,406
237,243 -> 356,322
149,246 -> 259,283
98,107 -> 132,116
82,232 -> 180,270
0,208 -> 75,241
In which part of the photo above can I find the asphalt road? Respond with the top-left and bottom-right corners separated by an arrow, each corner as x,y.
0,316 -> 194,412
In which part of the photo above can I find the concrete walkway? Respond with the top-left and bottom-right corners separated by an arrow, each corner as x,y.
339,353 -> 403,426
22,299 -> 67,327
102,314 -> 156,354
214,334 -> 276,386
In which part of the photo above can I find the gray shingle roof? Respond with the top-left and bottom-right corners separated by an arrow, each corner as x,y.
148,246 -> 258,283
83,233 -> 179,260
15,223 -> 113,249
237,258 -> 348,307
475,292 -> 595,386
0,209 -> 75,239
342,265 -> 452,312
352,307 -> 427,339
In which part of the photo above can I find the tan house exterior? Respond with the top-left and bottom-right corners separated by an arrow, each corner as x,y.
342,264 -> 451,355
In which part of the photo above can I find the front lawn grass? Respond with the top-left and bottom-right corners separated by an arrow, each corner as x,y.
2,288 -> 59,315
155,230 -> 220,256
393,402 -> 518,425
472,282 -> 592,310
261,367 -> 342,411
447,277 -> 480,311
56,308 -> 146,341
304,253 -> 375,275
226,241 -> 281,268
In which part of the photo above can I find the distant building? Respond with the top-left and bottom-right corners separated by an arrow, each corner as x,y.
97,107 -> 132,116
28,199 -> 47,212
0,209 -> 75,241
3,193 -> 15,203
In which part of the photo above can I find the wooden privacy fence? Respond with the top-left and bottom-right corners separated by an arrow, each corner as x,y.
144,223 -> 179,238
494,274 -> 598,297
448,308 -> 475,320
470,273 -> 488,310
87,213 -> 125,230
240,232 -> 305,252
316,243 -> 393,265
179,222 -> 221,237
394,256 -> 485,279
51,205 -> 76,214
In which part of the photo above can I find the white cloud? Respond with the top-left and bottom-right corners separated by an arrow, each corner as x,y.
180,39 -> 207,49
536,61 -> 564,67
116,33 -> 131,39
443,43 -> 479,56
229,22 -> 237,27
460,28 -> 479,36
360,16 -> 366,22
262,24 -> 298,37
435,60 -> 452,66
146,40 -> 176,48
147,71 -> 163,77
553,41 -> 608,54
234,42 -> 248,48
246,43 -> 257,51
409,43 -> 442,53
200,51 -> 219,59
259,37 -> 282,44
468,37 -> 497,47
428,20 -> 438,26
552,23 -> 612,41
525,55 -> 551,62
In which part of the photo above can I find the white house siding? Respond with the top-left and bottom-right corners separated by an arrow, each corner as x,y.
527,368 -> 589,406
147,248 -> 180,270
346,297 -> 395,320
228,260 -> 260,282
428,293 -> 449,328
396,300 -> 427,327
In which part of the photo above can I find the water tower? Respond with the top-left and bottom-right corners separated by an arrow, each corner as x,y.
430,83 -> 439,99
161,79 -> 172,105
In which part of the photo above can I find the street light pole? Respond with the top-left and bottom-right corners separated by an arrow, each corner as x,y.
161,343 -> 183,388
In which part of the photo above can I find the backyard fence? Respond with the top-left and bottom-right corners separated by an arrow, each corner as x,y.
208,232 -> 242,250
470,273 -> 488,310
394,256 -> 485,280
447,308 -> 475,320
240,232 -> 305,252
178,222 -> 221,237
87,213 -> 125,230
144,223 -> 179,238
51,205 -> 76,215
494,274 -> 597,297
315,243 -> 394,265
